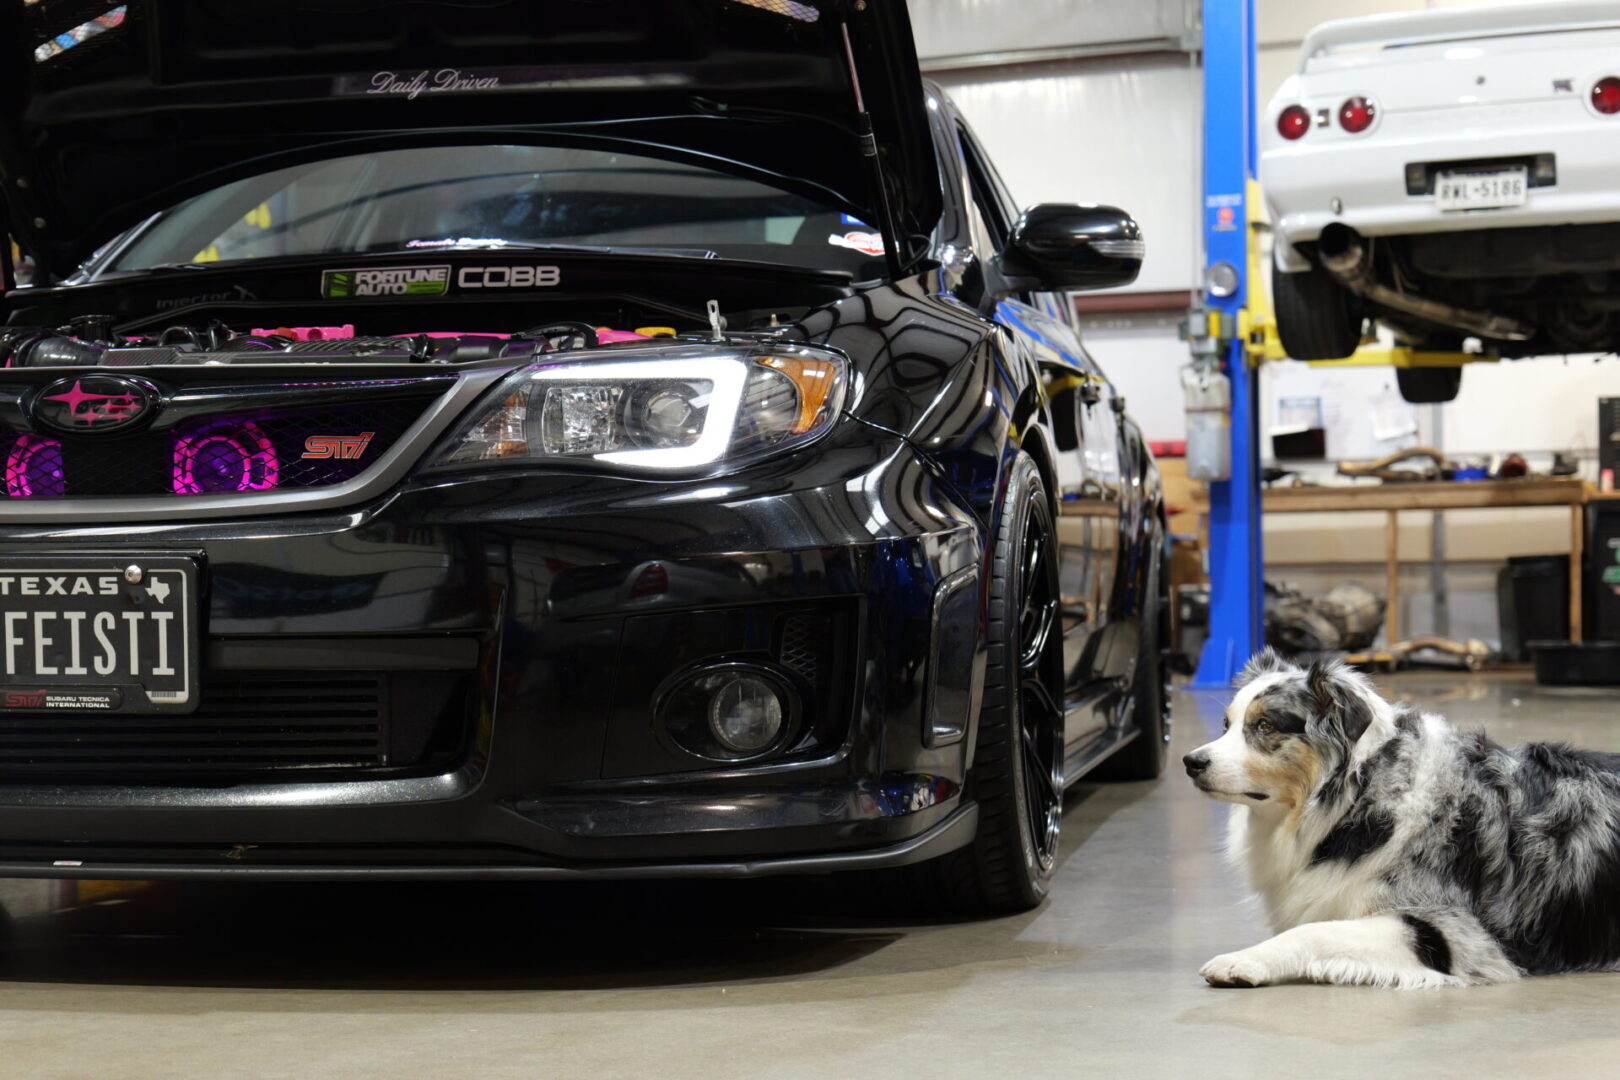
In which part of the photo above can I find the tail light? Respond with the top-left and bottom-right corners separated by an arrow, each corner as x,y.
628,562 -> 670,599
1277,105 -> 1310,140
1338,97 -> 1376,133
1593,77 -> 1620,115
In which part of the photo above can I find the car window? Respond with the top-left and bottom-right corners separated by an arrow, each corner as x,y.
106,145 -> 881,276
957,126 -> 1017,252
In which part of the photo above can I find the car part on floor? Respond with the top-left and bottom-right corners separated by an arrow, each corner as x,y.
1388,635 -> 1493,671
1264,584 -> 1343,653
1316,583 -> 1385,651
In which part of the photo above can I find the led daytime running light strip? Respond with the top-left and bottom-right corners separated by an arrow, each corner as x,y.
525,356 -> 749,470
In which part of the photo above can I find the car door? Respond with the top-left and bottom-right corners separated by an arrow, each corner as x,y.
954,124 -> 1124,744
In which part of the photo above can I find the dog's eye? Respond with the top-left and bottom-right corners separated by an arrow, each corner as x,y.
1254,718 -> 1275,736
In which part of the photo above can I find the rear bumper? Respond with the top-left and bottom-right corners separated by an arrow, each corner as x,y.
1262,100 -> 1620,269
0,424 -> 990,877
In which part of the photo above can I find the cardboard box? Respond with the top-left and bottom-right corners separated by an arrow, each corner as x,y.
1159,455 -> 1205,540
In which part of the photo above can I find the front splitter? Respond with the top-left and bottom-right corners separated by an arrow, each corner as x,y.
0,802 -> 979,883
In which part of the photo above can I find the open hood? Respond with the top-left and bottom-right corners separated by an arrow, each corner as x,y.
0,0 -> 941,281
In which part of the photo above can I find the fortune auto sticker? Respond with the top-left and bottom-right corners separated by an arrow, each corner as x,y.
322,265 -> 450,298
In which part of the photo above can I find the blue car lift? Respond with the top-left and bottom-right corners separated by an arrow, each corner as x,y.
1191,0 -> 1264,687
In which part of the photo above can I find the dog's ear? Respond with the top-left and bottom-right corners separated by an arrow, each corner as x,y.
1306,659 -> 1372,745
1235,647 -> 1292,688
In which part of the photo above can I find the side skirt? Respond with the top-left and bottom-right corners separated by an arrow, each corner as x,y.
1062,727 -> 1139,788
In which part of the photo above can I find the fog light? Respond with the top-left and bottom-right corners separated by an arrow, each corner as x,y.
657,663 -> 799,762
708,674 -> 784,753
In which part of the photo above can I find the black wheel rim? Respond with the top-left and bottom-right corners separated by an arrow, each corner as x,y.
1016,496 -> 1063,871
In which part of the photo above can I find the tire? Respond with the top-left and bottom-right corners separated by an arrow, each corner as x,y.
1396,366 -> 1462,403
1091,520 -> 1170,782
910,452 -> 1065,915
1272,258 -> 1363,360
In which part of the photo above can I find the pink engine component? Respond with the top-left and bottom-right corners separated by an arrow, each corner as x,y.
247,326 -> 651,344
402,329 -> 650,342
251,325 -> 356,341
595,329 -> 652,344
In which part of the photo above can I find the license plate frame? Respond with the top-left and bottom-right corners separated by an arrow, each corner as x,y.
0,554 -> 199,714
1435,167 -> 1528,212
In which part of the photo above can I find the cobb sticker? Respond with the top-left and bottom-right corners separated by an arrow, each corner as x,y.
322,265 -> 451,298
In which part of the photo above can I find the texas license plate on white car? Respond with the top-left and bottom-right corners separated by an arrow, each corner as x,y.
1435,167 -> 1527,211
0,556 -> 199,714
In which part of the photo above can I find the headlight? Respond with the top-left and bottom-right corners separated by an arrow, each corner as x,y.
428,343 -> 848,474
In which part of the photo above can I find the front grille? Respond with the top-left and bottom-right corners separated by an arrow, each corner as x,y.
0,670 -> 473,781
777,610 -> 826,686
1,397 -> 433,499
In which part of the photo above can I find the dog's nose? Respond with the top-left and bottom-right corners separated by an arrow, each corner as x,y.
1183,750 -> 1211,777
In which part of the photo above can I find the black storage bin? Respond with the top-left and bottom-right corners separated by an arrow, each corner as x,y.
1497,554 -> 1568,663
1531,641 -> 1620,686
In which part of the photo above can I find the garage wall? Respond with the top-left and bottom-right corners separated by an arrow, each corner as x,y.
930,58 -> 1201,295
911,0 -> 1194,62
915,1 -> 1202,444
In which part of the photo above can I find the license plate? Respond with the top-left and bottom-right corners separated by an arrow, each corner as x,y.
1435,167 -> 1527,211
0,556 -> 198,714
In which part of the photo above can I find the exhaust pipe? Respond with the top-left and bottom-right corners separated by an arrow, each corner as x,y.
1317,227 -> 1535,342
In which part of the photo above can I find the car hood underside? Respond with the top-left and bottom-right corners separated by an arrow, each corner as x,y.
0,0 -> 941,280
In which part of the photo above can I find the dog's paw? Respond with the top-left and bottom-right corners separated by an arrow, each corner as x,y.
1200,949 -> 1277,988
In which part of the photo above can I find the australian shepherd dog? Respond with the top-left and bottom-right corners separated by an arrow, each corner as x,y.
1185,649 -> 1620,988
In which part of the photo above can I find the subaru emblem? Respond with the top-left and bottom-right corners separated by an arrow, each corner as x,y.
31,375 -> 158,435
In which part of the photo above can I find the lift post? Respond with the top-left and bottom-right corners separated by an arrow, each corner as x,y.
1191,0 -> 1264,687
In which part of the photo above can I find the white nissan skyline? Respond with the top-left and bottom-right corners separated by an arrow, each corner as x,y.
1260,1 -> 1620,402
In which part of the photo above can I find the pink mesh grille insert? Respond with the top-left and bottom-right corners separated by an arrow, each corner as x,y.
172,419 -> 280,494
4,435 -> 66,498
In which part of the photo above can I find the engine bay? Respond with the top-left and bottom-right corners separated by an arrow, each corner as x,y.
0,319 -> 689,369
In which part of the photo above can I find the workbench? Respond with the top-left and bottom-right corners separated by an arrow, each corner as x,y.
1197,478 -> 1587,644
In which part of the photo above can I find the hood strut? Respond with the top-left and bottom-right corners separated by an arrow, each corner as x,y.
841,22 -> 904,279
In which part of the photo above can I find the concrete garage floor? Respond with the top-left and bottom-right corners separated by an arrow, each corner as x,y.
1,673 -> 1619,1079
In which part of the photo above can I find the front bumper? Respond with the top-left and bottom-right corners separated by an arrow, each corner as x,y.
1262,99 -> 1620,269
0,424 -> 989,878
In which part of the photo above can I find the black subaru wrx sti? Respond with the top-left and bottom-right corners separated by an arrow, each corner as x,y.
0,0 -> 1166,912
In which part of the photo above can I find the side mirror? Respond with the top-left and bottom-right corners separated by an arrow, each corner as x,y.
998,204 -> 1143,291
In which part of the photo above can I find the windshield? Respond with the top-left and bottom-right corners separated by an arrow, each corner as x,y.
105,145 -> 885,276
